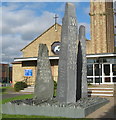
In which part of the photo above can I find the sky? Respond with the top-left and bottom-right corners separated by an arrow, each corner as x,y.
1,2 -> 90,64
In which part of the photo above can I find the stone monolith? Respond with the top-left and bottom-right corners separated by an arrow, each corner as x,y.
76,25 -> 88,100
34,44 -> 54,101
56,3 -> 78,103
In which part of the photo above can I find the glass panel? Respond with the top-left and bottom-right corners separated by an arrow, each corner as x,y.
87,64 -> 93,76
94,64 -> 102,76
112,64 -> 116,75
87,59 -> 95,63
87,78 -> 93,83
113,77 -> 116,82
104,64 -> 110,76
95,78 -> 102,83
105,77 -> 110,82
95,64 -> 99,76
101,58 -> 115,63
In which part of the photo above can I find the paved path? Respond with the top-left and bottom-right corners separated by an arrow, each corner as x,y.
86,97 -> 116,119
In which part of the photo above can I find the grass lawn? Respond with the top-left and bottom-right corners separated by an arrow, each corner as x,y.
0,86 -> 15,94
2,114 -> 65,119
2,94 -> 33,104
2,114 -> 91,119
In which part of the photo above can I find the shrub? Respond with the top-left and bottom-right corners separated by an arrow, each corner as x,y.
53,81 -> 57,97
14,81 -> 28,92
54,80 -> 57,90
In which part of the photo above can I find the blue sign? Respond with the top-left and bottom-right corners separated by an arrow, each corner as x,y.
24,69 -> 32,76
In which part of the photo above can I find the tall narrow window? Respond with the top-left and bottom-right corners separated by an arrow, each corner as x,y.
87,64 -> 93,76
112,64 -> 116,75
104,64 -> 110,76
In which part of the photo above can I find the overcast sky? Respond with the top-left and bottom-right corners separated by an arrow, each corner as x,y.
1,0 -> 116,64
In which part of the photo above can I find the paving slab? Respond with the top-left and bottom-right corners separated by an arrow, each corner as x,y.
86,97 -> 116,118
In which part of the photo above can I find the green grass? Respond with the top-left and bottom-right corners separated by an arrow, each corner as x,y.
2,94 -> 33,104
2,114 -> 65,118
0,86 -> 15,94
2,114 -> 91,119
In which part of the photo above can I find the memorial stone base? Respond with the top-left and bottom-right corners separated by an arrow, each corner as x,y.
2,97 -> 109,118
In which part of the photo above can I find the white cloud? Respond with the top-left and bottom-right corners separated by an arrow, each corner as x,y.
1,34 -> 32,64
1,3 -> 56,63
2,5 -> 55,39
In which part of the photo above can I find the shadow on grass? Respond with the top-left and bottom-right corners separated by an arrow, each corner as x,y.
0,88 -> 7,93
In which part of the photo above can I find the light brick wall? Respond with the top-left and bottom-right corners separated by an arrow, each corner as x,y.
12,63 -> 37,85
22,24 -> 61,57
12,63 -> 23,85
88,1 -> 115,54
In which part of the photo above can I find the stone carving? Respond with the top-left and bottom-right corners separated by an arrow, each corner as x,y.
34,44 -> 54,101
56,3 -> 78,103
76,25 -> 88,100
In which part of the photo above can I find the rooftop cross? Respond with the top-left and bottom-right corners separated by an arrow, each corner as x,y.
53,14 -> 58,31
54,14 -> 58,24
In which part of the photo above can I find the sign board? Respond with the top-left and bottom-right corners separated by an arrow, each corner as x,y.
24,69 -> 32,76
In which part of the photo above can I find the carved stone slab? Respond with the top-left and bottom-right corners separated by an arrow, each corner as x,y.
34,44 -> 54,101
56,3 -> 78,103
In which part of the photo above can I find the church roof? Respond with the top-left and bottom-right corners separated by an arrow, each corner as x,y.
21,23 -> 61,51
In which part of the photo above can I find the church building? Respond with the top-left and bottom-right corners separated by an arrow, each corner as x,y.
12,1 -> 116,86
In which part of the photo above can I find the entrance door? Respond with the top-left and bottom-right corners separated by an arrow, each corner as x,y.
94,64 -> 102,84
103,64 -> 111,83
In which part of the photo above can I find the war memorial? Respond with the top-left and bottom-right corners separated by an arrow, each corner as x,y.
2,3 -> 109,118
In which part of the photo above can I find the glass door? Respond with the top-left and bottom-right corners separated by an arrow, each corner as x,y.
103,64 -> 111,83
94,64 -> 102,84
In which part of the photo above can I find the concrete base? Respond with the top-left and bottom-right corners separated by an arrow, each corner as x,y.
2,97 -> 109,118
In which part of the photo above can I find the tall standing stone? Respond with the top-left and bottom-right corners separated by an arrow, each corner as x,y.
34,44 -> 54,101
56,3 -> 78,103
76,25 -> 88,100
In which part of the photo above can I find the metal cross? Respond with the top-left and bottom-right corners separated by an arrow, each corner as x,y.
54,14 -> 58,31
54,14 -> 58,24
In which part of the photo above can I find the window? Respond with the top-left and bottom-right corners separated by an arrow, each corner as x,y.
95,78 -> 102,83
112,64 -> 116,75
113,77 -> 116,82
2,66 -> 5,72
95,64 -> 102,76
87,64 -> 93,76
87,78 -> 93,83
87,59 -> 95,63
104,64 -> 110,76
105,77 -> 110,82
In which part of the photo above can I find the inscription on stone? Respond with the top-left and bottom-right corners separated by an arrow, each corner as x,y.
34,44 -> 54,101
56,3 -> 78,103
